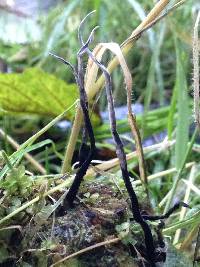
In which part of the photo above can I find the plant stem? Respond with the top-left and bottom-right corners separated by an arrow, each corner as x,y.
61,108 -> 83,173
173,164 -> 197,244
163,210 -> 200,234
0,128 -> 46,174
164,127 -> 198,213
1,150 -> 13,170
14,102 -> 78,157
86,139 -> 175,176
180,224 -> 199,251
0,102 -> 77,179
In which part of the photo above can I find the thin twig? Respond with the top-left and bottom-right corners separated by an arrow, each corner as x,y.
122,0 -> 187,47
127,93 -> 148,188
50,237 -> 120,267
182,179 -> 200,196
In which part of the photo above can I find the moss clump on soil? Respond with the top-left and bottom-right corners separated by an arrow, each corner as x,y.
0,178 -> 167,267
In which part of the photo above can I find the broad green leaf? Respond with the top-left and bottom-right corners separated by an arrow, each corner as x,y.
0,68 -> 78,119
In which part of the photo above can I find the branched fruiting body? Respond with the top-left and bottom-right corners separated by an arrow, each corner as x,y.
50,22 -> 97,207
50,12 -> 191,266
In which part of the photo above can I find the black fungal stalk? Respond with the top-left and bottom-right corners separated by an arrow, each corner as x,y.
64,31 -> 98,206
142,201 -> 190,221
50,22 -> 98,207
77,128 -> 89,168
74,14 -> 157,263
50,13 -> 157,265
84,49 -> 156,266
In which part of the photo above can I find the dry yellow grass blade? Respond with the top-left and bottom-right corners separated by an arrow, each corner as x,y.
182,179 -> 200,196
85,44 -> 107,94
180,225 -> 199,251
86,140 -> 175,176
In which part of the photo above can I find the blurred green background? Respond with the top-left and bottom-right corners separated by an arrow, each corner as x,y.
0,0 -> 196,107
0,0 -> 199,174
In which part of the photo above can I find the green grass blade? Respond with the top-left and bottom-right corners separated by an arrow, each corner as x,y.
43,0 -> 79,58
174,39 -> 189,169
167,83 -> 177,140
163,209 -> 200,234
0,102 -> 77,179
164,127 -> 198,213
0,139 -> 53,178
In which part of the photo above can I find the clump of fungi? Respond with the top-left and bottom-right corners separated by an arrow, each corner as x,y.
50,12 -> 189,267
